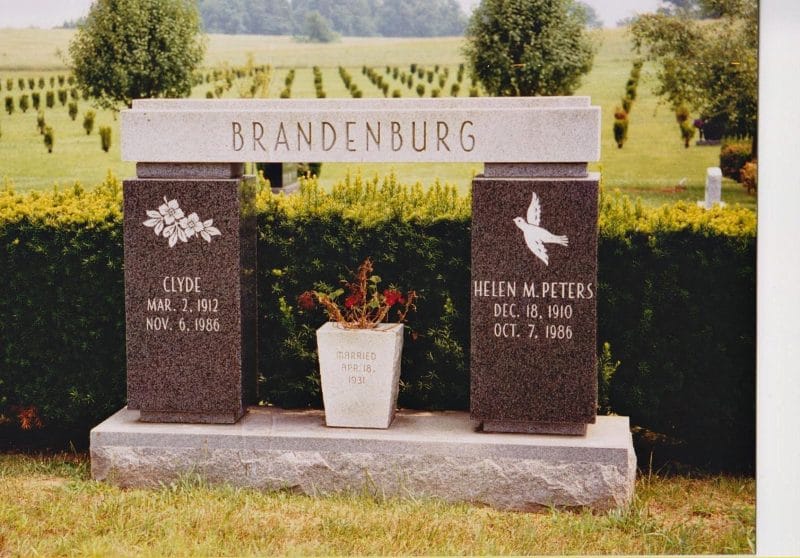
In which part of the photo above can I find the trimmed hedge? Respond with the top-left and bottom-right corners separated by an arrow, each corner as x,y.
0,173 -> 756,470
720,140 -> 754,182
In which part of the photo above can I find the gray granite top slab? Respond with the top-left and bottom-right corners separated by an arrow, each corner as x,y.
121,98 -> 600,163
92,407 -> 632,466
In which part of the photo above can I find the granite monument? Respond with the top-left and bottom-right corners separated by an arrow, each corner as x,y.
91,97 -> 635,510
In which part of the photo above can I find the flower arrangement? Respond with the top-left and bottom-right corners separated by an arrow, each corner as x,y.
299,257 -> 416,329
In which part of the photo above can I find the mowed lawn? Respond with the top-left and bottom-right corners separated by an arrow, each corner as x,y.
0,28 -> 756,209
0,453 -> 754,556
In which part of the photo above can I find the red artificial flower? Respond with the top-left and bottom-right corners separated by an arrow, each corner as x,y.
298,291 -> 316,311
344,293 -> 363,308
383,289 -> 405,306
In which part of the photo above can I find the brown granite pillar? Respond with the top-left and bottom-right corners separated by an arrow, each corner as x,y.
123,163 -> 257,423
470,163 -> 599,435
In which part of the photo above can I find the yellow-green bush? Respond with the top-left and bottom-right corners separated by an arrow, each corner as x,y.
0,174 -> 755,470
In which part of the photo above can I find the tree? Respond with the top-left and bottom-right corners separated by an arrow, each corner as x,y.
658,0 -> 725,18
302,10 -> 338,42
631,0 -> 757,144
377,0 -> 466,37
575,1 -> 603,29
198,0 -> 293,35
463,0 -> 596,97
68,0 -> 206,109
292,0 -> 379,37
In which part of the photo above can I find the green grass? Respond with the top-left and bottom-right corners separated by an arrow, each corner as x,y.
0,29 -> 756,209
0,453 -> 754,556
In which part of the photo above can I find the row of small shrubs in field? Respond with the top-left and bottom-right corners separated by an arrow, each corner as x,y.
312,66 -> 326,98
1,97 -> 110,153
0,173 -> 755,470
4,89 -> 84,115
0,74 -> 74,92
338,66 -> 363,98
612,59 -> 642,149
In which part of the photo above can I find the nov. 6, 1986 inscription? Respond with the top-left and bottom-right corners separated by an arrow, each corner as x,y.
144,275 -> 221,333
473,279 -> 593,341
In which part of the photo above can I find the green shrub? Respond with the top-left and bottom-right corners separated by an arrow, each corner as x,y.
38,77 -> 45,89
99,125 -> 112,152
36,110 -> 45,134
392,89 -> 401,98
613,118 -> 628,149
18,94 -> 29,113
598,191 -> 755,471
17,78 -> 24,90
450,83 -> 460,96
431,88 -> 440,98
83,110 -> 95,135
720,141 -> 753,182
68,101 -> 78,121
5,78 -> 12,91
45,91 -> 54,109
675,105 -> 690,123
740,160 -> 757,193
621,96 -> 632,113
31,91 -> 40,110
4,96 -> 13,115
416,84 -> 425,97
205,91 -> 214,98
680,120 -> 695,148
27,78 -> 35,90
469,87 -> 479,97
0,177 -> 756,471
43,126 -> 54,153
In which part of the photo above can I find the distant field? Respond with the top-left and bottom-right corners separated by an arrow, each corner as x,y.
0,28 -> 756,209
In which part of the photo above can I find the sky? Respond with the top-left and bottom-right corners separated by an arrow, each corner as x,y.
0,0 -> 662,30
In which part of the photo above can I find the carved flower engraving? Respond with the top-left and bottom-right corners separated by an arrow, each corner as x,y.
143,197 -> 221,248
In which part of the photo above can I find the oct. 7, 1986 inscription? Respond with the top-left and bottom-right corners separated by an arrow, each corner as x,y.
144,275 -> 221,333
473,279 -> 593,341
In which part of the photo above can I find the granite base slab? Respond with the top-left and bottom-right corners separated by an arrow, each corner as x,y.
91,407 -> 636,511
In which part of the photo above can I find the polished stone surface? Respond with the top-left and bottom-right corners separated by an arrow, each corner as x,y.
123,177 -> 257,423
470,175 -> 600,434
91,407 -> 636,511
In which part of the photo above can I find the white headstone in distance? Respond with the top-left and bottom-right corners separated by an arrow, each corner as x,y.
701,167 -> 724,209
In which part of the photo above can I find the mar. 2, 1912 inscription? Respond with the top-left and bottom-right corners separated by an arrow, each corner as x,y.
471,176 -> 599,435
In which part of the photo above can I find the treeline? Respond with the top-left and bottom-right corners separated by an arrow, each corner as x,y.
197,0 -> 467,37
